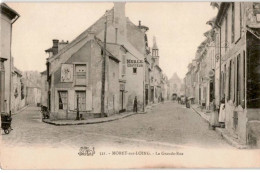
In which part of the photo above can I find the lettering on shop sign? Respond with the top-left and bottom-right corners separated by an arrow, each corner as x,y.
127,59 -> 143,67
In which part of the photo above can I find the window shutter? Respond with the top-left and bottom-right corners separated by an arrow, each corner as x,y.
86,90 -> 92,111
234,2 -> 241,42
75,64 -> 87,86
68,90 -> 75,110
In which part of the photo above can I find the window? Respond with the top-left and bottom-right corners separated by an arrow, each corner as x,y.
21,80 -> 24,100
223,64 -> 226,99
231,2 -> 235,43
225,15 -> 228,52
236,53 -> 245,108
234,2 -> 241,42
76,91 -> 86,111
247,37 -> 260,108
133,67 -> 137,74
75,64 -> 87,86
236,54 -> 240,106
58,91 -> 68,110
229,59 -> 235,101
233,57 -> 237,103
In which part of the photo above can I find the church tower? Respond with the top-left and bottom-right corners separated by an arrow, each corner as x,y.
152,36 -> 159,66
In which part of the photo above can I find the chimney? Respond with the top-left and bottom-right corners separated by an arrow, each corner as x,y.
113,2 -> 126,41
139,20 -> 141,27
58,40 -> 69,51
52,39 -> 59,55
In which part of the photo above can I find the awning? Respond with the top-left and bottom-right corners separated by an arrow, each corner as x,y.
247,27 -> 260,40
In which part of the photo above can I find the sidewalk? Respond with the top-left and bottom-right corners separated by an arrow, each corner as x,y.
43,111 -> 139,126
191,104 -> 248,149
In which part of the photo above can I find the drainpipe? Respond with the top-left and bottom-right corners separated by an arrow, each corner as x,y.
9,14 -> 20,116
216,23 -> 222,109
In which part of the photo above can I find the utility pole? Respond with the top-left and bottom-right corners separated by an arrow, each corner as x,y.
101,10 -> 108,117
218,25 -> 222,108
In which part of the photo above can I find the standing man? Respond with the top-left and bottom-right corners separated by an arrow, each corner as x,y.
133,96 -> 138,113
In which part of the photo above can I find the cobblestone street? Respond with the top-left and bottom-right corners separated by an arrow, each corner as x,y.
2,101 -> 232,150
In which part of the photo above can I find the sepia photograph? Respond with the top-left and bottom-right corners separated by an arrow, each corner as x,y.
0,0 -> 260,169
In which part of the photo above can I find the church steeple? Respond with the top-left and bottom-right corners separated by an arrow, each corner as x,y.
152,36 -> 159,56
152,36 -> 159,65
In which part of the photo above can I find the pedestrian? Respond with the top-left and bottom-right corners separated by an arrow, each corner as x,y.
133,96 -> 138,113
218,96 -> 226,128
209,98 -> 220,130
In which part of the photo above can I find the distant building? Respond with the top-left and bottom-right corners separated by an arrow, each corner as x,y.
23,71 -> 42,106
40,70 -> 48,107
184,2 -> 260,147
169,72 -> 183,96
11,65 -> 26,113
0,3 -> 19,114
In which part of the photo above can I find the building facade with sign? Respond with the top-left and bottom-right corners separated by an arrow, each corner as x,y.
44,2 -> 151,119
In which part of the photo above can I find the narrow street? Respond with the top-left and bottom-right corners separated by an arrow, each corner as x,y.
2,101 -> 232,149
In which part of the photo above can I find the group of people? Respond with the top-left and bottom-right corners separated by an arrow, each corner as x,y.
209,96 -> 226,129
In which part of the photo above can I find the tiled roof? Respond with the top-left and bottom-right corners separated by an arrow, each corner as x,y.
1,3 -> 19,20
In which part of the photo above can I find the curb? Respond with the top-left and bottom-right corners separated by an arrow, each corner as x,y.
191,105 -> 248,149
42,112 -> 139,126
191,106 -> 210,123
215,128 -> 248,149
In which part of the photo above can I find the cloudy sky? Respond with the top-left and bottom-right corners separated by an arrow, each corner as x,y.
7,2 -> 217,79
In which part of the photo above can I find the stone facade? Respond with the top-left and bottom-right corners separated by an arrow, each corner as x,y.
185,2 -> 260,147
11,66 -> 26,113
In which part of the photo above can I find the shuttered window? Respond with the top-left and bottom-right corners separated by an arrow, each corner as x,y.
231,2 -> 235,43
75,64 -> 87,86
76,91 -> 86,111
58,91 -> 68,110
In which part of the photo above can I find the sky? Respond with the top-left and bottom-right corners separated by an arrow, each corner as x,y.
7,2 -> 218,79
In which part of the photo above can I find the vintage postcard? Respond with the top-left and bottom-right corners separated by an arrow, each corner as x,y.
0,1 -> 260,169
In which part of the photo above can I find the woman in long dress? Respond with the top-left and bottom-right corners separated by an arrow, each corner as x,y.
209,99 -> 219,130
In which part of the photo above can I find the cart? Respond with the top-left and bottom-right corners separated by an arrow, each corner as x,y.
1,113 -> 12,134
40,105 -> 49,119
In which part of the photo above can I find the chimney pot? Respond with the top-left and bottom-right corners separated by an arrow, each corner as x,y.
52,39 -> 59,55
139,20 -> 141,26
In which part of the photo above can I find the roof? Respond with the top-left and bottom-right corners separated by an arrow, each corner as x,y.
155,65 -> 162,72
247,27 -> 260,40
0,57 -> 7,61
40,70 -> 47,75
47,3 -> 149,75
12,66 -> 22,76
206,17 -> 216,28
1,3 -> 19,20
95,37 -> 120,63
215,3 -> 230,27
45,47 -> 53,53
152,36 -> 158,50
